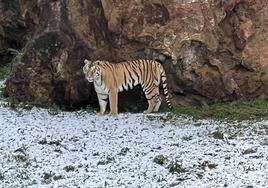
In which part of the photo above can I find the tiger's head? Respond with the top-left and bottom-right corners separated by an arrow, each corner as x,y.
83,59 -> 101,82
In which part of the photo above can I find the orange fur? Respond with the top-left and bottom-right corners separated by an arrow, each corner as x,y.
83,59 -> 171,115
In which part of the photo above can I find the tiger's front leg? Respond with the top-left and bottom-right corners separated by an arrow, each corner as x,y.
108,89 -> 118,116
97,93 -> 108,115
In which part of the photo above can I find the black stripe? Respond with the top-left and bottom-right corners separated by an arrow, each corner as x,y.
147,94 -> 158,101
141,62 -> 146,83
132,61 -> 139,68
108,63 -> 115,71
138,65 -> 142,83
145,86 -> 155,96
124,65 -> 134,88
131,68 -> 140,85
131,62 -> 140,80
145,61 -> 150,81
102,97 -> 109,102
150,62 -> 158,82
145,64 -> 154,89
125,64 -> 134,82
143,60 -> 148,81
123,64 -> 130,88
144,78 -> 154,92
145,62 -> 153,87
132,67 -> 139,77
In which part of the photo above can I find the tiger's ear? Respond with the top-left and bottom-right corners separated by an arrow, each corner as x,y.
84,59 -> 90,64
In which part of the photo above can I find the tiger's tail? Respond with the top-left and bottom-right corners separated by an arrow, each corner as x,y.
159,63 -> 172,108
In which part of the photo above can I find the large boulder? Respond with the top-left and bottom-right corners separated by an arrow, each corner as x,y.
2,0 -> 268,109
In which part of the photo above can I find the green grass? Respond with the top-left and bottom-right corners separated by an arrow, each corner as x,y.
63,165 -> 75,172
0,37 -> 34,81
167,160 -> 185,174
2,53 -> 268,122
169,99 -> 268,121
0,63 -> 12,80
0,96 -> 62,115
21,100 -> 61,114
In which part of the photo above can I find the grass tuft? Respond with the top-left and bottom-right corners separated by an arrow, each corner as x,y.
153,155 -> 167,165
0,172 -> 4,180
64,165 -> 75,172
168,99 -> 268,121
167,160 -> 185,174
0,63 -> 12,81
0,38 -> 34,81
42,171 -> 54,184
212,130 -> 224,139
2,97 -> 62,114
118,147 -> 130,156
97,156 -> 115,165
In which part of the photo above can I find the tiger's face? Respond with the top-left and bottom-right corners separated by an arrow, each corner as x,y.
83,59 -> 101,82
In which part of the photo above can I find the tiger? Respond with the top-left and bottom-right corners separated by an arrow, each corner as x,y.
83,59 -> 171,116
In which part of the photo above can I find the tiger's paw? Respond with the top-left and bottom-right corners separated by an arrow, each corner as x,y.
143,110 -> 152,114
109,112 -> 118,117
96,112 -> 105,116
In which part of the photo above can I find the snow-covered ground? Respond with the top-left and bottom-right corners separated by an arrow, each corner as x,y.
0,107 -> 268,188
0,81 -> 268,187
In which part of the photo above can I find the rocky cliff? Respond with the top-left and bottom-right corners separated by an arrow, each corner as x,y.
1,0 -> 268,109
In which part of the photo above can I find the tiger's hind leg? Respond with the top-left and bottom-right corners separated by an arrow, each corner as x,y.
143,87 -> 158,113
152,87 -> 161,112
97,93 -> 108,115
144,99 -> 155,113
153,95 -> 162,112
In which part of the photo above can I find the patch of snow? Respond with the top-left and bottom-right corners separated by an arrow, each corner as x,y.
0,105 -> 268,187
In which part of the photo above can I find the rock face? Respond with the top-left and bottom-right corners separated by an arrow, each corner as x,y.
1,0 -> 268,109
0,0 -> 35,66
